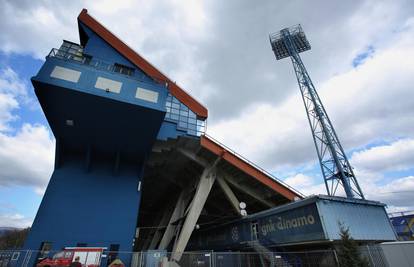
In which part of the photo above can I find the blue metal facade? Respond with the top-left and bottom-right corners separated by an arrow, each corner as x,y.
23,17 -> 204,266
316,197 -> 397,241
79,22 -> 153,83
24,159 -> 144,265
189,196 -> 396,251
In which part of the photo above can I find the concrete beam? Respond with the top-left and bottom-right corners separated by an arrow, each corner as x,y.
170,158 -> 220,262
217,175 -> 241,215
158,187 -> 192,250
176,148 -> 208,168
222,173 -> 274,208
152,139 -> 176,153
178,148 -> 275,209
148,207 -> 173,249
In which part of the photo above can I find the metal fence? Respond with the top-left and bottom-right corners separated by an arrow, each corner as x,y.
0,246 -> 393,267
359,244 -> 389,267
0,249 -> 339,267
131,250 -> 338,267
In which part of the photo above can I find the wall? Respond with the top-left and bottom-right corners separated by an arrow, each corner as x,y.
79,22 -> 153,84
381,241 -> 414,267
189,202 -> 325,250
23,152 -> 143,266
37,57 -> 167,112
316,200 -> 397,241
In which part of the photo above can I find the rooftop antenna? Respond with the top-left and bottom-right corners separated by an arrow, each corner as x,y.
269,25 -> 364,199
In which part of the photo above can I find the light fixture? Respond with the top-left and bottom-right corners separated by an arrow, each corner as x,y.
240,202 -> 247,216
66,119 -> 74,126
239,202 -> 246,209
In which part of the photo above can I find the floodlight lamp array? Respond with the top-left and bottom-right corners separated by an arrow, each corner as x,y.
269,24 -> 311,60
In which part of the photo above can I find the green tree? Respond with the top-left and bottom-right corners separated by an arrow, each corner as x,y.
0,228 -> 30,250
336,224 -> 369,267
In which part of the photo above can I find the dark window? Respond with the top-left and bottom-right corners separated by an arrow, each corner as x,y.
251,221 -> 259,241
59,41 -> 83,55
83,54 -> 92,65
113,63 -> 135,76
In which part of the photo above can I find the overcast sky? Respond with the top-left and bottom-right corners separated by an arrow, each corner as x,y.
0,0 -> 413,227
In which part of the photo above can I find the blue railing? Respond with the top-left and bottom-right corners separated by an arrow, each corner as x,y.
48,48 -> 131,76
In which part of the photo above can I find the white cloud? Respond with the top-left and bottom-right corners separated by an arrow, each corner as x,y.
209,25 -> 414,207
351,139 -> 414,173
0,0 -> 209,104
0,68 -> 28,98
283,139 -> 414,208
284,173 -> 314,188
0,93 -> 18,132
365,176 -> 414,209
0,65 -> 54,226
0,213 -> 32,228
207,18 -> 414,210
344,139 -> 414,209
283,173 -> 326,196
0,67 -> 29,131
283,170 -> 414,210
0,1 -> 78,58
0,123 -> 54,191
0,67 -> 55,192
209,16 -> 414,171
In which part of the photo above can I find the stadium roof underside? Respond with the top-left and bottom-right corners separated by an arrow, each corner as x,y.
136,135 -> 303,250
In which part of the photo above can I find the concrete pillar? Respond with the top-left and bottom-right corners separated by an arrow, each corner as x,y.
170,165 -> 218,262
158,188 -> 192,250
223,174 -> 274,208
217,175 -> 241,215
148,208 -> 173,249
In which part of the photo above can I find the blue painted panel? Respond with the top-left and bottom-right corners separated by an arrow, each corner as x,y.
189,196 -> 397,251
257,203 -> 325,245
156,121 -> 189,140
316,200 -> 396,241
79,22 -> 153,83
32,82 -> 165,162
189,203 -> 325,250
23,156 -> 143,266
35,57 -> 167,112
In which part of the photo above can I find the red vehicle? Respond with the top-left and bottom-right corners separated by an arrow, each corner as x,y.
36,247 -> 105,267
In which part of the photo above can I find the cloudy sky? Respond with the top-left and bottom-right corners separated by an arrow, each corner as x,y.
0,0 -> 413,227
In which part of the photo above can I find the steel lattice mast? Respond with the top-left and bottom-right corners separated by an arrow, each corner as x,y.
269,25 -> 364,199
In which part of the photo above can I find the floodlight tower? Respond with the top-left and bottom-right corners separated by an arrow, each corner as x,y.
269,25 -> 364,199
